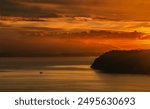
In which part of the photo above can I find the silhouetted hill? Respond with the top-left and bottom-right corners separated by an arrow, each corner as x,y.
91,49 -> 150,74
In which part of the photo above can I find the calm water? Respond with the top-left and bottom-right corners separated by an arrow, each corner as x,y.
0,57 -> 150,92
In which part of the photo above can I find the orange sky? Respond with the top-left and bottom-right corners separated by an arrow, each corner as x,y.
1,17 -> 150,34
1,0 -> 150,33
0,0 -> 150,56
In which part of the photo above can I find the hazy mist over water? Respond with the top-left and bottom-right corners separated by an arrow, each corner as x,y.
0,57 -> 150,92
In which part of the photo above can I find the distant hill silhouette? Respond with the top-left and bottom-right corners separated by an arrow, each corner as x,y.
91,49 -> 150,74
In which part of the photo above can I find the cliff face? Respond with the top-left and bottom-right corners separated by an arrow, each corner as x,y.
91,50 -> 150,74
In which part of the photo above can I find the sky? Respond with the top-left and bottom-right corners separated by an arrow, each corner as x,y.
1,0 -> 150,21
1,0 -> 150,33
0,0 -> 150,56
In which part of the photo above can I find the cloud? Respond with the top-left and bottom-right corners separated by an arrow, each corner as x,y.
0,0 -> 59,17
0,22 -> 12,27
1,0 -> 150,21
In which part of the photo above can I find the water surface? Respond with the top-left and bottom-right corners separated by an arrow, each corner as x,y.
0,57 -> 150,92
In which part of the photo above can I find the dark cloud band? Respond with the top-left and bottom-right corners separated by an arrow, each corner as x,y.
1,0 -> 150,21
